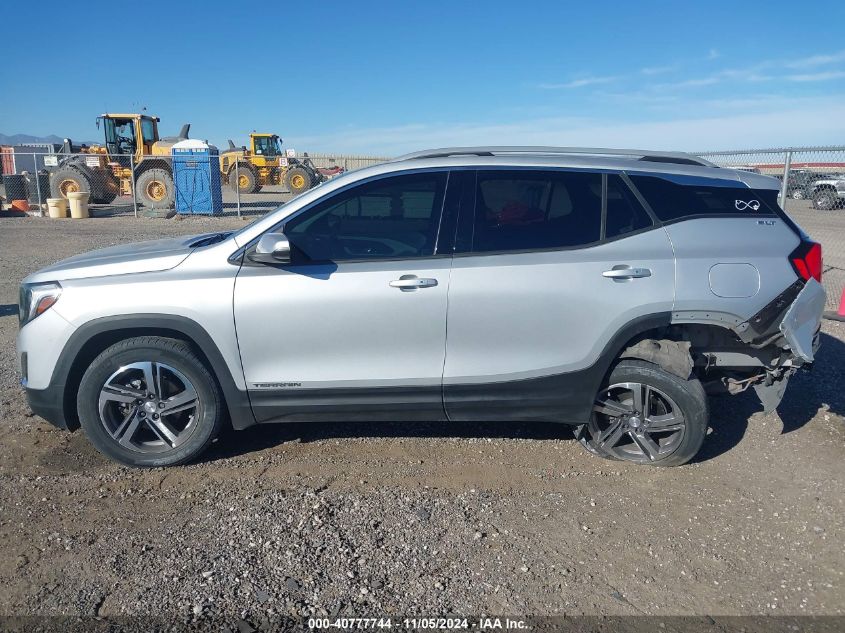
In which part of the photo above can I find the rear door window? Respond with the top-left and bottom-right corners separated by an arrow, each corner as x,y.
472,170 -> 602,253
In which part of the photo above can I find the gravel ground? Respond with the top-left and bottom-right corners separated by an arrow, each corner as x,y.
0,214 -> 843,625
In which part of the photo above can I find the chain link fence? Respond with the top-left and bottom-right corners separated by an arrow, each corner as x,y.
696,147 -> 845,312
0,150 -> 388,219
2,145 -> 843,312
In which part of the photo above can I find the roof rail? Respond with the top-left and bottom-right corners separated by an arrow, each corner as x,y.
391,146 -> 717,168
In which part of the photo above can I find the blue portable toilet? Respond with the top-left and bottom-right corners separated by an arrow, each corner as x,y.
172,139 -> 223,215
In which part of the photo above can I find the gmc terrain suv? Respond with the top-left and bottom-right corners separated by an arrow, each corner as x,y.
17,147 -> 827,467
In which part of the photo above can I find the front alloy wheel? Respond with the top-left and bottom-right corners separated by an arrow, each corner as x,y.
78,336 -> 223,467
98,361 -> 199,453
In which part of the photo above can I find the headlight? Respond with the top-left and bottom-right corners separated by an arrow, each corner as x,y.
19,282 -> 62,327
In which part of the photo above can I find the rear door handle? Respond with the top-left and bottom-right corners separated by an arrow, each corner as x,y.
389,276 -> 438,290
602,266 -> 652,280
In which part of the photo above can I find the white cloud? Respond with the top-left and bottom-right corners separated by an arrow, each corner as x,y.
539,75 -> 618,89
640,64 -> 677,75
645,64 -> 781,90
786,50 -> 845,69
541,49 -> 843,95
786,70 -> 845,82
672,76 -> 721,87
291,96 -> 845,155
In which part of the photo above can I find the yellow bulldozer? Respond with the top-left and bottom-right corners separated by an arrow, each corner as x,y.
220,133 -> 343,196
49,118 -> 343,208
49,113 -> 189,209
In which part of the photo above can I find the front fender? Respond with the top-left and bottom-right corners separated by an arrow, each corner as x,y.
51,314 -> 254,431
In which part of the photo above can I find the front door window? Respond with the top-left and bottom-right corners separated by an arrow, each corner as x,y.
283,172 -> 448,262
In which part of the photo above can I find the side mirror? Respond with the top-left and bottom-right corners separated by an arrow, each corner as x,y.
249,232 -> 291,265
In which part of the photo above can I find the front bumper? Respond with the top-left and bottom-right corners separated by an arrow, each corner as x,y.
25,384 -> 70,430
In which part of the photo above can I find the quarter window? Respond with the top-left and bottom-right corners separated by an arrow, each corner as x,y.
605,174 -> 652,238
284,172 -> 447,262
472,170 -> 602,253
629,174 -> 777,222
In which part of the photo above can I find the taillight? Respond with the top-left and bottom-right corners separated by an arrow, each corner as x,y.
790,240 -> 822,283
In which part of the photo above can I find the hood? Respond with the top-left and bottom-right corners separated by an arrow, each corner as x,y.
24,233 -> 215,284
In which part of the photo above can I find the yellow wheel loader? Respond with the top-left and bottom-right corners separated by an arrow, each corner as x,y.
220,133 -> 343,196
49,114 -> 189,209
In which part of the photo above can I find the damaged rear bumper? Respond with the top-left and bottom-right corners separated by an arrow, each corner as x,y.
754,279 -> 826,411
778,278 -> 827,363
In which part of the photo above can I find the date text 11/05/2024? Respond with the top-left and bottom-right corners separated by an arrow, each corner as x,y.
308,617 -> 529,630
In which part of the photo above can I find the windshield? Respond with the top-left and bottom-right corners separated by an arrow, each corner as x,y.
103,118 -> 134,144
253,135 -> 282,156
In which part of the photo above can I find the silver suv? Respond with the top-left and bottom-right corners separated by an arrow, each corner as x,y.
17,147 -> 827,467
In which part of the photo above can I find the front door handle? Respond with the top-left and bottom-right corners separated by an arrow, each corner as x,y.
389,276 -> 438,290
602,266 -> 652,280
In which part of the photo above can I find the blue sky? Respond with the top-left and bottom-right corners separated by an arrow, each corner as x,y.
1,0 -> 844,155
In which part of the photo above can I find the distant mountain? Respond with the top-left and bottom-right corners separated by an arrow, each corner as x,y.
0,132 -> 97,146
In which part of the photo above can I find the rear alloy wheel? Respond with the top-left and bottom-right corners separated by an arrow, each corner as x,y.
578,359 -> 708,467
78,336 -> 223,467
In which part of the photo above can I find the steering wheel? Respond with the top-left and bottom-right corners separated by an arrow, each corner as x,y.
115,136 -> 132,154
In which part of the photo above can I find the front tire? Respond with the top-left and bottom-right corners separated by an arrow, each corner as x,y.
77,336 -> 224,467
577,359 -> 708,467
285,166 -> 312,195
230,163 -> 260,194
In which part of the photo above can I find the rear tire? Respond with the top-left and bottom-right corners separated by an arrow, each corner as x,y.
577,359 -> 708,467
77,336 -> 224,467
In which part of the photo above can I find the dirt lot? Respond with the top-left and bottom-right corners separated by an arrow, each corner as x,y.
0,213 -> 842,625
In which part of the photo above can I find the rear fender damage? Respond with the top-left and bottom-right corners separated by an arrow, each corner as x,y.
619,339 -> 694,379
